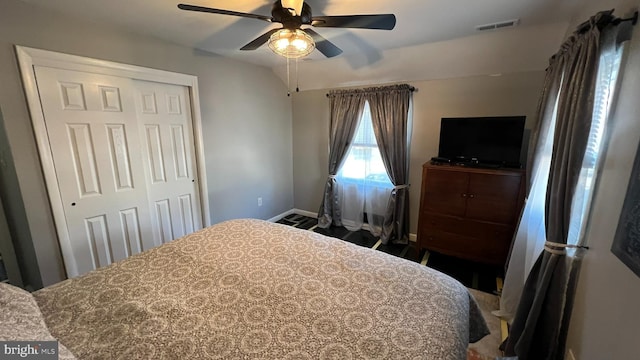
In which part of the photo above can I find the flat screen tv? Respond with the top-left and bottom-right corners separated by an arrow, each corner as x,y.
438,116 -> 526,168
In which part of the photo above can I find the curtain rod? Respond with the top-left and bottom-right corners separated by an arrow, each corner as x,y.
577,9 -> 638,34
325,86 -> 417,97
616,11 -> 639,25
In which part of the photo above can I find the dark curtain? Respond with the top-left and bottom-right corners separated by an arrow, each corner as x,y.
317,92 -> 366,228
504,11 -> 625,359
367,84 -> 413,244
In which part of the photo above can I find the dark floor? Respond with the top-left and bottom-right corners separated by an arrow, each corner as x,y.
277,213 -> 503,294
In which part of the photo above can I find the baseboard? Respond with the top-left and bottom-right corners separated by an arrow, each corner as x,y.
267,208 -> 317,222
267,209 -> 296,222
269,209 -> 418,242
292,209 -> 318,218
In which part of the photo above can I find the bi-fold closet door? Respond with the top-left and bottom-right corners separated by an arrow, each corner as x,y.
34,66 -> 203,278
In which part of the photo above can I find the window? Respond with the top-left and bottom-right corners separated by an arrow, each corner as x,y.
500,20 -> 627,324
567,35 -> 624,246
337,102 -> 392,187
335,101 -> 392,234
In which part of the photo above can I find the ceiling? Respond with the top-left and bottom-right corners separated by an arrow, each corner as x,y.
20,0 -> 583,89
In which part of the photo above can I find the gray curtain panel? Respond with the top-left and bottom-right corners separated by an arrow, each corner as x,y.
317,91 -> 366,228
367,84 -> 413,244
504,11 -> 619,360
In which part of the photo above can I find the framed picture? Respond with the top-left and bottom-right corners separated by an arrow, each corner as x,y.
611,140 -> 640,278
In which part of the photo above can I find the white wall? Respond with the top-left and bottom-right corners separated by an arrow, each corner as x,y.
0,0 -> 293,288
291,72 -> 545,233
565,1 -> 640,359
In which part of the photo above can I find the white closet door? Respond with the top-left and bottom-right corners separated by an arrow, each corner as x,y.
133,80 -> 203,242
34,66 -> 157,277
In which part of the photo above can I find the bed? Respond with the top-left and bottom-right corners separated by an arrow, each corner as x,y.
2,219 -> 488,359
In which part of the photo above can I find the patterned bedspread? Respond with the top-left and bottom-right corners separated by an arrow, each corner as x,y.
34,219 -> 488,359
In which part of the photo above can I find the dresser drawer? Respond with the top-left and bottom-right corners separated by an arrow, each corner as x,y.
421,213 -> 512,240
418,214 -> 513,265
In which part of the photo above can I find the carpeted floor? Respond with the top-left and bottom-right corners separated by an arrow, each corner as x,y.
468,288 -> 503,359
277,213 -> 505,359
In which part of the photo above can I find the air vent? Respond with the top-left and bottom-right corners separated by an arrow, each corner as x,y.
476,19 -> 520,31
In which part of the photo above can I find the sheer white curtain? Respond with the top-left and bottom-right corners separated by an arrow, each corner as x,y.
336,101 -> 393,235
497,115 -> 555,321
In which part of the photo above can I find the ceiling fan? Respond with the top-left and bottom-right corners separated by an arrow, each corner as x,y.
177,0 -> 396,58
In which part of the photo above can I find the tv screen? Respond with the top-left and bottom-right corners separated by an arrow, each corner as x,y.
438,116 -> 525,167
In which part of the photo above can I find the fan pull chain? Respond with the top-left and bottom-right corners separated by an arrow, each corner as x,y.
286,56 -> 291,97
296,57 -> 299,93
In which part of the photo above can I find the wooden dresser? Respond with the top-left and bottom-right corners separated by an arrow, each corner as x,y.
416,162 -> 525,266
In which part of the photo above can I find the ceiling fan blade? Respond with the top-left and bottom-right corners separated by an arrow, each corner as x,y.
177,4 -> 272,22
304,29 -> 343,58
312,14 -> 396,30
281,0 -> 304,16
240,29 -> 280,50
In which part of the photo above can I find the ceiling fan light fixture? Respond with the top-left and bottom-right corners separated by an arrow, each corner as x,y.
268,29 -> 315,58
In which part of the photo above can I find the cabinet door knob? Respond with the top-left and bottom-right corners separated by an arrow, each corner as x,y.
469,194 -> 475,198
461,193 -> 467,197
